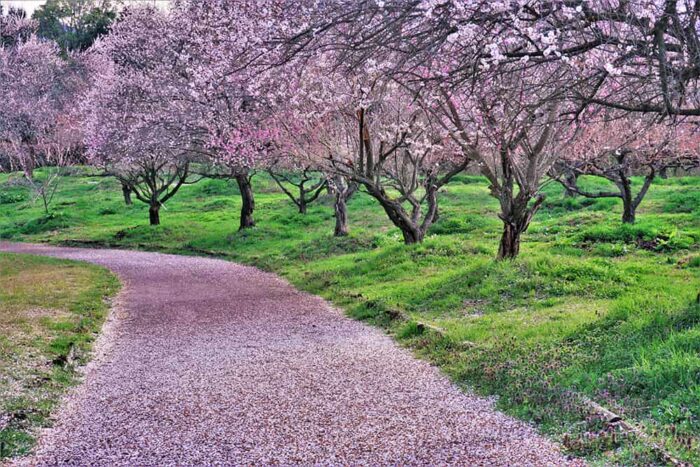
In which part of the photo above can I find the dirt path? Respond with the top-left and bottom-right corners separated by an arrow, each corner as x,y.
1,242 -> 579,466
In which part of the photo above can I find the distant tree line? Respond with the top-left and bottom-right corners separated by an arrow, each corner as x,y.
0,0 -> 116,51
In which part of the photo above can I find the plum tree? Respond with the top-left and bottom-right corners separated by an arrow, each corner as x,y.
0,14 -> 86,213
276,55 -> 468,244
560,116 -> 700,223
82,7 -> 196,226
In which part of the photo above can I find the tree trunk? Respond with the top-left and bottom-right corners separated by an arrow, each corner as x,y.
563,171 -> 579,197
149,204 -> 160,226
620,182 -> 636,224
496,195 -> 543,260
622,199 -> 636,224
369,189 -> 424,245
498,222 -> 522,260
121,183 -> 133,205
23,152 -> 35,180
379,201 -> 421,244
236,174 -> 255,230
400,227 -> 423,244
334,194 -> 349,237
384,202 -> 423,244
298,200 -> 307,214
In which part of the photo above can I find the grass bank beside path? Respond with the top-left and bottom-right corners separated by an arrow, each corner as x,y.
1,168 -> 699,464
0,252 -> 118,460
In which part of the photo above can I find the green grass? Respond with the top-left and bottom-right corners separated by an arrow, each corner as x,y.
0,252 -> 119,459
1,169 -> 699,464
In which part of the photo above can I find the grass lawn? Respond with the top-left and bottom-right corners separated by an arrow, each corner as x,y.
1,168 -> 699,464
0,253 -> 118,459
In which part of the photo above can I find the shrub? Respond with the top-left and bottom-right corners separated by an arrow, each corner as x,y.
0,192 -> 25,204
194,179 -> 238,196
19,213 -> 73,235
579,223 -> 697,252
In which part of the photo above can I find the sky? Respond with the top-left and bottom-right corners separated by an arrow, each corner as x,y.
2,0 -> 169,17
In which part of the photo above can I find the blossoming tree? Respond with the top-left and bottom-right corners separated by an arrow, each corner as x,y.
287,0 -> 694,258
83,7 -> 196,226
277,54 -> 469,244
560,115 -> 700,223
0,14 -> 87,212
0,16 -> 75,178
141,0 -> 311,230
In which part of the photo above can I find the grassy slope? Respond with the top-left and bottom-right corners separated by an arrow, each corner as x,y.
0,169 -> 699,464
0,252 -> 118,459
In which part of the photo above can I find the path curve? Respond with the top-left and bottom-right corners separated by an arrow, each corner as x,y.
1,242 -> 578,466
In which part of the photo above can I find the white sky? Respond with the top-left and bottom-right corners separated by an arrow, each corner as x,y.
2,0 -> 169,17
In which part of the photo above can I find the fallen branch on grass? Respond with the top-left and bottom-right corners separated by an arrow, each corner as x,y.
576,395 -> 686,466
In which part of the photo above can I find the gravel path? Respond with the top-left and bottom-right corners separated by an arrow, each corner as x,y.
1,242 -> 580,466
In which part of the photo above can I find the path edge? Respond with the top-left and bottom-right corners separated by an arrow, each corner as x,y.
2,250 -> 128,467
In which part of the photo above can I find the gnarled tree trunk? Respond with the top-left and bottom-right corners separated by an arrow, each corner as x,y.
618,178 -> 636,224
121,182 -> 133,205
334,194 -> 349,237
365,184 -> 437,245
498,222 -> 522,260
122,162 -> 189,226
329,175 -> 356,237
149,204 -> 160,226
236,173 -> 255,230
621,199 -> 636,224
497,194 -> 545,261
269,168 -> 326,216
560,155 -> 661,225
563,170 -> 579,198
376,197 -> 424,244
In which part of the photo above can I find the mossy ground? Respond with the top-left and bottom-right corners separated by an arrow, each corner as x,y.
1,169 -> 699,464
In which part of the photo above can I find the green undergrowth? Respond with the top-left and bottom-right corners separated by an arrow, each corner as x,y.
0,253 -> 118,459
1,169 -> 699,464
